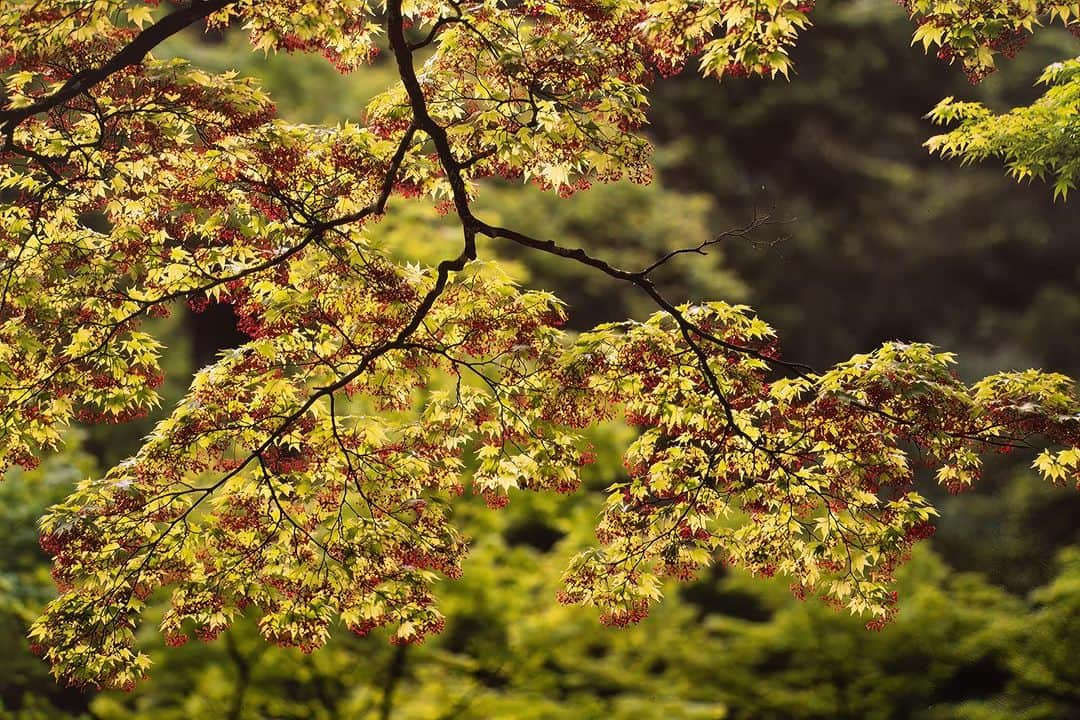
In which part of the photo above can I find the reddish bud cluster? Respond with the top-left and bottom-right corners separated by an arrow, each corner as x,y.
599,600 -> 650,627
482,490 -> 510,509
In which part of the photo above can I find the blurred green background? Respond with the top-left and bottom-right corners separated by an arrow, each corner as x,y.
3,1 -> 1079,718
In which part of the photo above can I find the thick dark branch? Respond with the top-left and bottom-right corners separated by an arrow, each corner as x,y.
477,219 -> 643,280
386,0 -> 475,224
4,143 -> 64,182
408,15 -> 461,51
0,0 -> 236,138
470,222 -> 758,434
314,123 -> 419,232
384,0 -> 811,441
474,220 -> 816,377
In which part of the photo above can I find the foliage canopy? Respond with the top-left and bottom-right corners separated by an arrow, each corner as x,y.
1,0 -> 1078,691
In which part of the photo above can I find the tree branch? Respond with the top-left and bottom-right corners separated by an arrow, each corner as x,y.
473,220 -> 816,377
1,0 -> 236,139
